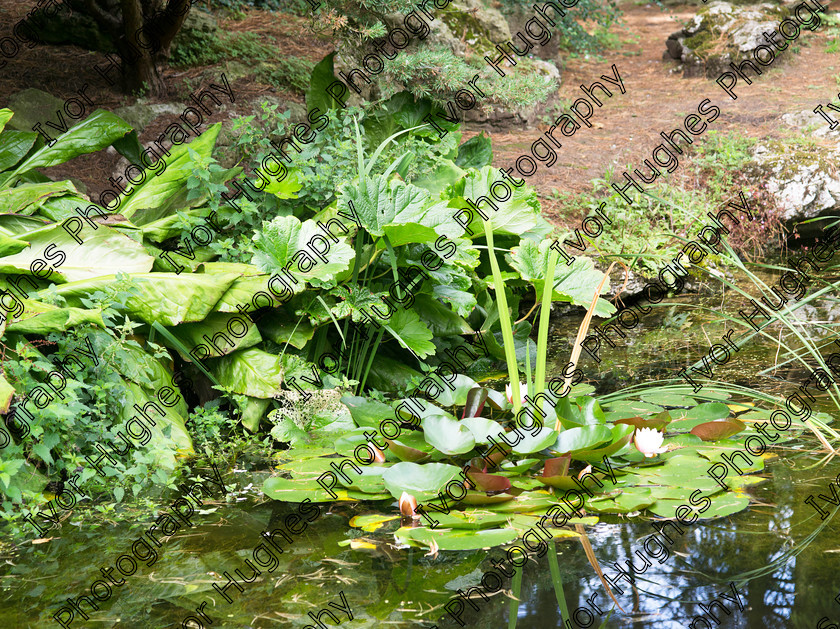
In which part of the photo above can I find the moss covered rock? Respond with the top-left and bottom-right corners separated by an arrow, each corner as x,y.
664,1 -> 791,78
748,139 -> 840,226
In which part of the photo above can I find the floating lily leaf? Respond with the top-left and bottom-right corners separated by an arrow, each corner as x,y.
421,413 -> 475,455
604,400 -> 664,420
647,492 -> 750,519
464,470 -> 511,493
342,395 -> 395,429
385,435 -> 431,462
500,458 -> 540,473
573,424 -> 635,462
349,514 -> 401,532
263,477 -> 390,502
381,462 -> 462,502
587,488 -> 654,514
512,427 -> 558,454
462,386 -> 488,419
395,526 -> 518,551
639,391 -> 697,406
543,455 -> 571,478
690,418 -> 747,442
614,411 -> 671,431
420,510 -> 509,530
551,425 -> 613,455
459,491 -> 516,505
433,374 -> 479,408
671,402 -> 730,422
460,416 -> 504,444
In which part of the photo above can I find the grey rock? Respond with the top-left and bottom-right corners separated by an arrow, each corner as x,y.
748,139 -> 840,226
113,102 -> 184,132
664,1 -> 791,78
781,108 -> 840,140
6,89 -> 68,131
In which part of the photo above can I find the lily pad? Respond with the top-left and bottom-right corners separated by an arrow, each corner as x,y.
395,526 -> 518,551
381,462 -> 462,502
690,418 -> 747,442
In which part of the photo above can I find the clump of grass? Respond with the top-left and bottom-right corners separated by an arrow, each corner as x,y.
171,31 -> 313,92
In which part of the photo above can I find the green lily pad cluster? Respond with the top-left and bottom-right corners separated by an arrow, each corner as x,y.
263,379 -> 817,550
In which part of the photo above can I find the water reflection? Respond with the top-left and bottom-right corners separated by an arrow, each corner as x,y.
3,269 -> 840,628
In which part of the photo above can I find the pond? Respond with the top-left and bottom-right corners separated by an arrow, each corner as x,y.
2,265 -> 839,629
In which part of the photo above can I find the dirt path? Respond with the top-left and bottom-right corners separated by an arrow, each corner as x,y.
483,2 -> 839,224
0,1 -> 836,220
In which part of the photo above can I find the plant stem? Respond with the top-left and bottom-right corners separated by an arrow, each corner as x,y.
484,218 -> 521,413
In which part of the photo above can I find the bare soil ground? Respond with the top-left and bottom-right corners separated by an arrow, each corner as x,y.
0,1 -> 837,230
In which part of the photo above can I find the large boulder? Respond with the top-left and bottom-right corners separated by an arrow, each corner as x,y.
664,1 -> 790,77
747,138 -> 840,233
6,89 -> 67,132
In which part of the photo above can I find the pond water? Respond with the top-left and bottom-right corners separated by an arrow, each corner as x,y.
2,266 -> 840,629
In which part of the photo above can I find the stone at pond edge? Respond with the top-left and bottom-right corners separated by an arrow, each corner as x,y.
747,138 -> 840,229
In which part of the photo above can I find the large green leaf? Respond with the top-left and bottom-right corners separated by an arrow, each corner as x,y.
3,110 -> 133,184
167,313 -> 262,359
0,222 -> 154,282
118,123 -> 222,218
251,215 -> 355,287
257,309 -> 315,349
211,348 -> 284,398
306,52 -> 339,114
383,307 -> 436,358
0,181 -> 78,215
508,239 -> 615,317
0,109 -> 12,134
5,299 -> 104,333
411,293 -> 472,336
337,175 -> 431,237
0,130 -> 39,172
118,380 -> 193,468
446,167 -> 541,237
42,272 -> 241,325
455,133 -> 493,169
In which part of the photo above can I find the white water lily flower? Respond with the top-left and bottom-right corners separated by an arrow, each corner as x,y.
633,427 -> 668,458
505,382 -> 527,406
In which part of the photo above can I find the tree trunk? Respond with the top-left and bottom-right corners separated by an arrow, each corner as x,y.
78,0 -> 191,96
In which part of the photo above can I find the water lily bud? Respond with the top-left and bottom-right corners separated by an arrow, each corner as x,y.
399,492 -> 418,518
